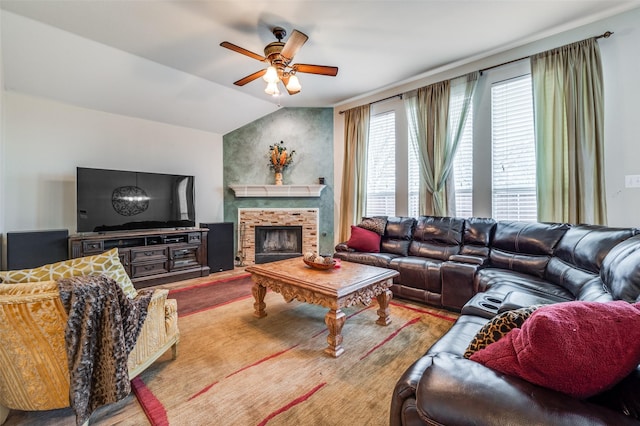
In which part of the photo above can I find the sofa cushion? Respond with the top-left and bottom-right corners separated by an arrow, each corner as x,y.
470,301 -> 640,398
544,225 -> 635,298
475,269 -> 574,300
381,216 -> 415,256
0,248 -> 137,298
460,217 -> 496,257
489,249 -> 550,278
488,222 -> 568,279
346,225 -> 381,253
601,234 -> 640,303
491,221 -> 569,256
357,216 -> 387,235
544,257 -> 606,299
409,216 -> 464,261
554,225 -> 635,274
463,305 -> 540,358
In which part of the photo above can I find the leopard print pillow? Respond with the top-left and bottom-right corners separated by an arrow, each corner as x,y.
357,216 -> 387,236
464,305 -> 541,359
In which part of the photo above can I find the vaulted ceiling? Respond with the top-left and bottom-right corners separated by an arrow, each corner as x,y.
2,1 -> 638,134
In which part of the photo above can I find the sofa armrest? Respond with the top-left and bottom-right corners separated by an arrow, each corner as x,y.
440,261 -> 479,311
416,353 -> 637,426
390,354 -> 435,426
128,289 -> 179,376
334,242 -> 354,252
414,353 -> 639,425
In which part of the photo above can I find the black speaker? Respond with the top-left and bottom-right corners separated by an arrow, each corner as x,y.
6,229 -> 69,270
200,222 -> 234,272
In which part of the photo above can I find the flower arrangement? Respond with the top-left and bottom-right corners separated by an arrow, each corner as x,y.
268,141 -> 295,173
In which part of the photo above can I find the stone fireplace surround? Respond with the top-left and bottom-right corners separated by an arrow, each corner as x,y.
238,208 -> 319,266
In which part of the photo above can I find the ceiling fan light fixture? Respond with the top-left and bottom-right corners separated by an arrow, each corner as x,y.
221,27 -> 338,97
263,66 -> 279,83
286,74 -> 302,93
265,81 -> 280,96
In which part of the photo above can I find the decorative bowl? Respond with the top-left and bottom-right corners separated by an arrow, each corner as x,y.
303,258 -> 336,270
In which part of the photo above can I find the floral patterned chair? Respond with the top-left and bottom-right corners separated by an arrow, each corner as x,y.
0,250 -> 179,425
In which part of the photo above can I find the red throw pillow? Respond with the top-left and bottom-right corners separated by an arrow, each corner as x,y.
347,225 -> 381,253
470,301 -> 640,398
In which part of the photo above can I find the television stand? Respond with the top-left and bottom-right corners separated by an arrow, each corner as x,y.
69,228 -> 211,289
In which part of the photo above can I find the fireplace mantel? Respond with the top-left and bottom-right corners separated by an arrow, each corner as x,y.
229,184 -> 326,198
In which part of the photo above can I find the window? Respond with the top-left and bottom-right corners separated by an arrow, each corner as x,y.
406,86 -> 473,219
491,75 -> 537,221
450,85 -> 473,218
451,122 -> 473,217
368,92 -> 471,219
408,120 -> 420,218
365,110 -> 396,216
361,61 -> 535,221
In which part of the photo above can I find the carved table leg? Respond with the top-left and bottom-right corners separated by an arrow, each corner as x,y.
252,283 -> 267,318
376,288 -> 393,326
324,308 -> 346,357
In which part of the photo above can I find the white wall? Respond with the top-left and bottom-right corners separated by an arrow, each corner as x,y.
2,92 -> 224,233
599,8 -> 640,227
334,6 -> 640,230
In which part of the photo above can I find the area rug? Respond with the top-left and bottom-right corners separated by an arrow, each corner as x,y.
130,292 -> 458,425
168,273 -> 253,316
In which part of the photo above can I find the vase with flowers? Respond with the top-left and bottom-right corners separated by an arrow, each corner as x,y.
268,141 -> 295,185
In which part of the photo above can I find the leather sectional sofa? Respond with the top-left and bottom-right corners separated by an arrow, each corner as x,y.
334,216 -> 640,425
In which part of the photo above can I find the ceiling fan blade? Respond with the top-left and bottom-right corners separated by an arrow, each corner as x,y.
280,29 -> 308,61
234,69 -> 267,86
293,64 -> 339,76
220,41 -> 266,62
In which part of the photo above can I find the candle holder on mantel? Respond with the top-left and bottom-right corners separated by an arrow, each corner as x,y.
268,141 -> 295,186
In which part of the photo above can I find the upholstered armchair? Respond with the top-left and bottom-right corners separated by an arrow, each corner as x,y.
0,252 -> 179,424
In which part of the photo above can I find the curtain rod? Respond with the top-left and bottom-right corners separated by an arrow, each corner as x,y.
479,30 -> 613,74
338,94 -> 402,115
337,30 -> 613,115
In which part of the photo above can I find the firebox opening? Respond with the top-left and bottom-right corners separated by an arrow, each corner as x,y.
254,226 -> 303,264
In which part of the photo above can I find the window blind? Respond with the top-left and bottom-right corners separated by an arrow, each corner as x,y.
408,119 -> 419,218
491,75 -> 537,221
451,93 -> 473,218
366,110 -> 396,217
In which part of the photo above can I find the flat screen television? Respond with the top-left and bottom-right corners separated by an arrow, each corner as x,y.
76,167 -> 196,233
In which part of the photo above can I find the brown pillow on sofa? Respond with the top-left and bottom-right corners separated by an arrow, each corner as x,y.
357,216 -> 387,236
464,305 -> 540,359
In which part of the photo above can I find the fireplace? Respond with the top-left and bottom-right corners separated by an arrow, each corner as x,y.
254,226 -> 303,264
237,208 -> 319,265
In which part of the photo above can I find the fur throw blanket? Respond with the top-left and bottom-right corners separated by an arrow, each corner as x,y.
57,275 -> 153,425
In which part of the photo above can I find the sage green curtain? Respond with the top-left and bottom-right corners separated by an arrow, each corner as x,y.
531,38 -> 606,224
444,72 -> 479,215
404,72 -> 477,216
339,105 -> 370,242
405,82 -> 450,215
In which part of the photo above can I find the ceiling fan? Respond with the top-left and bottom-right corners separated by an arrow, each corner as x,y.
220,26 -> 338,96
